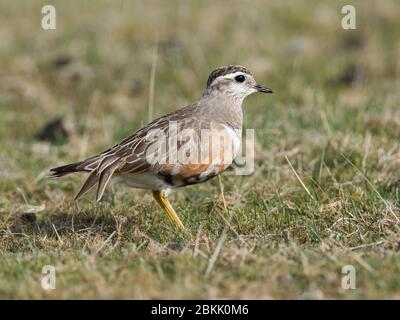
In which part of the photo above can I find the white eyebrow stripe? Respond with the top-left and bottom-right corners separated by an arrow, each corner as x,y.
223,71 -> 248,80
210,71 -> 250,87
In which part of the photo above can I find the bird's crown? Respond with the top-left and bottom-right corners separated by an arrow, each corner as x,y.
206,65 -> 253,88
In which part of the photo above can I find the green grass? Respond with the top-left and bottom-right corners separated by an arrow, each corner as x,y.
1,0 -> 400,299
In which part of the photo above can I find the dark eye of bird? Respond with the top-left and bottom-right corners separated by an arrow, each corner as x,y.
235,75 -> 245,83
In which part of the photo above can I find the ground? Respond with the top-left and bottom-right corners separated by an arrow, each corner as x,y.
1,0 -> 400,299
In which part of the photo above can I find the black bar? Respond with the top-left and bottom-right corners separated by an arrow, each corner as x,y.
0,300 -> 397,319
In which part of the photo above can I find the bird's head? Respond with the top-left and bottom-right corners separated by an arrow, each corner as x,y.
204,65 -> 273,101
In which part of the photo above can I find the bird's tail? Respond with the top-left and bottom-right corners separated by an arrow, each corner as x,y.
49,152 -> 107,178
49,154 -> 120,201
49,156 -> 99,178
49,162 -> 86,178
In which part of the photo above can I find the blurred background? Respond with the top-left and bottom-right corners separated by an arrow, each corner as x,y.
1,0 -> 399,174
1,0 -> 400,299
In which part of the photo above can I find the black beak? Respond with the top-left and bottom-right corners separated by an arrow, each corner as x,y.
254,84 -> 273,93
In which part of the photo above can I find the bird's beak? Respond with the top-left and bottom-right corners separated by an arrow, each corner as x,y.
254,84 -> 273,93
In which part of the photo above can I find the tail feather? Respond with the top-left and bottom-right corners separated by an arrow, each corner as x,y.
49,161 -> 88,178
50,155 -> 120,201
49,156 -> 101,178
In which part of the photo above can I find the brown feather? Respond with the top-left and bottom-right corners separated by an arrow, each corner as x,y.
95,161 -> 121,202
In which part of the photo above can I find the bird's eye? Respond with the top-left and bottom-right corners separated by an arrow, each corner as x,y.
235,75 -> 245,83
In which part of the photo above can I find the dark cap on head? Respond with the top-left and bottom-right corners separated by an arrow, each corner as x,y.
206,65 -> 252,87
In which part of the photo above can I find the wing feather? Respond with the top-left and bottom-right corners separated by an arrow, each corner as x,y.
95,160 -> 121,201
74,170 -> 99,200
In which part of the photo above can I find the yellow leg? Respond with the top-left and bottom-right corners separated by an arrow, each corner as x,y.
152,190 -> 185,231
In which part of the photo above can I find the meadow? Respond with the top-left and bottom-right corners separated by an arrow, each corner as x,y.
1,0 -> 400,299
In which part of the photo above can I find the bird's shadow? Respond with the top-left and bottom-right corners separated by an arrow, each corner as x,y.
11,209 -> 125,239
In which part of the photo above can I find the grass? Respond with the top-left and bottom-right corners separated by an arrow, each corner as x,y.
1,0 -> 400,299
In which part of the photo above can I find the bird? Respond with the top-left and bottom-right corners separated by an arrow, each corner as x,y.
50,65 -> 273,231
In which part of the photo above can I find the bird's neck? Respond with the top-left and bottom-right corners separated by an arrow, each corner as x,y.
199,91 -> 243,130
